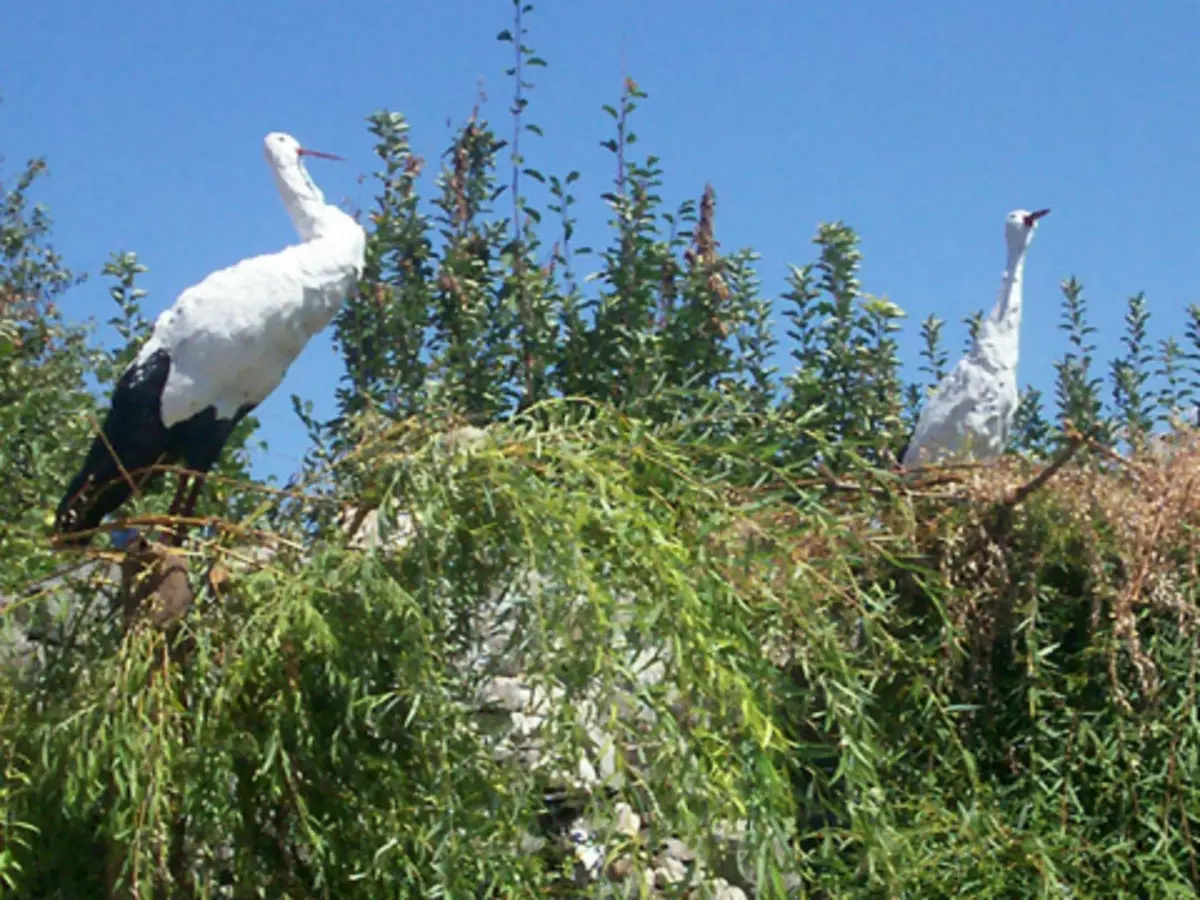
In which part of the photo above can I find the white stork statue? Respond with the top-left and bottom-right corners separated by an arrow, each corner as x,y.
54,132 -> 366,545
903,207 -> 1050,469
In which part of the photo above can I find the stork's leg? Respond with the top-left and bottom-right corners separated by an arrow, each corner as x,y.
166,471 -> 195,547
167,473 -> 192,516
164,401 -> 254,548
179,475 -> 206,521
168,472 -> 211,547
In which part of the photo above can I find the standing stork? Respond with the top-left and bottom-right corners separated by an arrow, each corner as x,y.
902,207 -> 1050,469
54,132 -> 365,546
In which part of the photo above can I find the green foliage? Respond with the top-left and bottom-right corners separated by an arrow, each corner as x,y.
1110,292 -> 1154,448
781,227 -> 907,469
329,56 -> 785,455
1053,276 -> 1106,441
1154,336 -> 1189,428
99,251 -> 151,378
917,314 -> 948,384
962,308 -> 983,350
853,457 -> 1200,897
0,157 -> 97,589
10,3 -> 1200,896
4,407 -> 798,896
1008,386 -> 1053,457
334,111 -> 433,422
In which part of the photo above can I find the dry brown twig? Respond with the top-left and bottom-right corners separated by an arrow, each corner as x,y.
998,431 -> 1088,509
1084,436 -> 1150,477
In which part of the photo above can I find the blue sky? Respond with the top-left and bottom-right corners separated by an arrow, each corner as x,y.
3,2 -> 1195,481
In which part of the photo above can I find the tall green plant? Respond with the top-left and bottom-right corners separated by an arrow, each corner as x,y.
333,111 -> 433,423
0,158 -> 96,583
1155,336 -> 1190,428
1109,292 -> 1154,448
781,224 -> 906,468
1008,386 -> 1053,457
1053,276 -> 1106,441
1179,303 -> 1200,428
588,76 -> 673,406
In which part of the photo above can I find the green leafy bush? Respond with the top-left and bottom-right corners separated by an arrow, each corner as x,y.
7,3 -> 1200,896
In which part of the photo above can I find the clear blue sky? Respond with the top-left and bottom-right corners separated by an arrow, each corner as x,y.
3,2 -> 1195,481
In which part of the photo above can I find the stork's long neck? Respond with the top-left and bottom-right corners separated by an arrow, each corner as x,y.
272,158 -> 336,242
973,242 -> 1027,369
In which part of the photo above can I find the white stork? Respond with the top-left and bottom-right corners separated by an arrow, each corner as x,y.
54,132 -> 365,545
902,207 -> 1049,469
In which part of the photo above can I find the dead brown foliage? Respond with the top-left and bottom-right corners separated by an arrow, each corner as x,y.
717,432 -> 1200,709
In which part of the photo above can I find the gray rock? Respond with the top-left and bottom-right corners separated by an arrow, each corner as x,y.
707,877 -> 748,900
607,854 -> 636,880
659,837 -> 696,863
653,855 -> 687,887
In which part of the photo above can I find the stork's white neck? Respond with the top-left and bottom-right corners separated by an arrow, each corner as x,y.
973,242 -> 1028,367
271,157 -> 348,243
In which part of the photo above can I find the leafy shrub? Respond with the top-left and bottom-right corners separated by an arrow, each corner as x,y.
6,3 -> 1200,896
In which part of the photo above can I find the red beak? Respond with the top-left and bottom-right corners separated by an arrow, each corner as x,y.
1023,208 -> 1050,227
297,147 -> 345,162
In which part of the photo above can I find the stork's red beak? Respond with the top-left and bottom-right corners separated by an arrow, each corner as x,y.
1024,208 -> 1051,227
297,147 -> 345,162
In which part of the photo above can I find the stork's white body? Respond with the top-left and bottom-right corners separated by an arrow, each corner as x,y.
904,336 -> 1019,466
903,208 -> 1047,469
139,230 -> 362,426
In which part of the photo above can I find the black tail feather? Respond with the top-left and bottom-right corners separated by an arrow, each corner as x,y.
53,347 -> 259,547
54,426 -> 170,545
54,350 -> 174,546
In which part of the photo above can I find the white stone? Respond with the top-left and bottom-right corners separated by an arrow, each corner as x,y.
568,819 -> 603,880
477,676 -> 529,712
709,877 -> 748,900
611,802 -> 641,837
654,856 -> 688,886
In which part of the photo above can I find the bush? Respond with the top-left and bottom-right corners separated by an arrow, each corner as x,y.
6,3 -> 1200,895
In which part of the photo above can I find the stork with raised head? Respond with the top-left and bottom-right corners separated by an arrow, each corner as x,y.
54,132 -> 366,546
902,207 -> 1050,469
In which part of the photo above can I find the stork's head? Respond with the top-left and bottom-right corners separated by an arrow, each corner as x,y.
263,131 -> 346,239
264,131 -> 301,166
1005,207 -> 1050,253
264,132 -> 344,167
